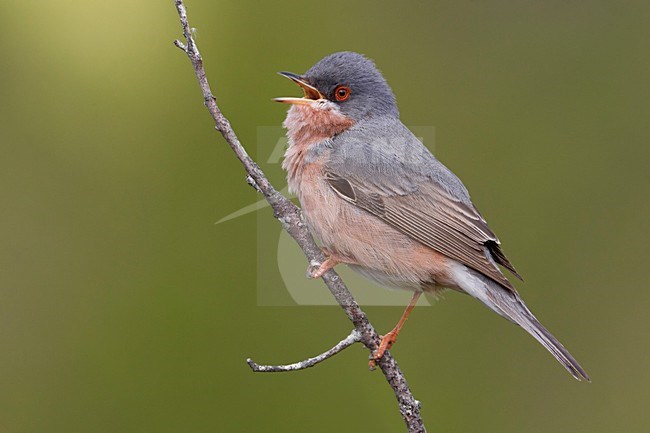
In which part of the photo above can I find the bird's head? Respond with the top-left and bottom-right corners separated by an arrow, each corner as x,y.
275,51 -> 399,128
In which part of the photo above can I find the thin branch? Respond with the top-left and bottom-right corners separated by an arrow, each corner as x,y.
172,1 -> 426,432
247,329 -> 362,372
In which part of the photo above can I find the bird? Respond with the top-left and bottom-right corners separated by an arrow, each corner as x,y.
274,51 -> 589,381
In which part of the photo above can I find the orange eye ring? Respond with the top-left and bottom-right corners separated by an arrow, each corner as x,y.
334,85 -> 351,102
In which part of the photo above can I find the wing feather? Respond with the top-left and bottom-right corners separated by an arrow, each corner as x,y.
324,117 -> 522,291
325,171 -> 521,291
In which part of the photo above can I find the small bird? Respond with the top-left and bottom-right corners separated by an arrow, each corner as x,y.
275,51 -> 589,381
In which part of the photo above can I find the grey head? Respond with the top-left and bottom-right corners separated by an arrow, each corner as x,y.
277,52 -> 399,122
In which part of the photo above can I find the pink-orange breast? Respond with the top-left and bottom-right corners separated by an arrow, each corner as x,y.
292,149 -> 454,293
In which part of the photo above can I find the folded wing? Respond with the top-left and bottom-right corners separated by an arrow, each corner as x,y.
325,118 -> 522,291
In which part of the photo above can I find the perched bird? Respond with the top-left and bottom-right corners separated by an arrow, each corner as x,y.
275,51 -> 589,381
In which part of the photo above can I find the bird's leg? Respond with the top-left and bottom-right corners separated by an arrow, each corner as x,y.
308,256 -> 339,279
370,291 -> 422,368
307,248 -> 348,279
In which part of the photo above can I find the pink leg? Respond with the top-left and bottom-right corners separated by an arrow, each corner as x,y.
370,291 -> 422,368
307,248 -> 353,279
308,256 -> 341,279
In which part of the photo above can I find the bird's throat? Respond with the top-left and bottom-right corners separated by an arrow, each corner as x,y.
282,104 -> 354,193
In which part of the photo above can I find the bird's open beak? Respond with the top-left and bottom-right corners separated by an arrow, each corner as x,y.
274,71 -> 325,105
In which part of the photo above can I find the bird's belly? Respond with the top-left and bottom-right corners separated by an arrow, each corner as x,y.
296,164 -> 455,292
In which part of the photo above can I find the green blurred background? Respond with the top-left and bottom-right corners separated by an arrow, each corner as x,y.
1,1 -> 648,432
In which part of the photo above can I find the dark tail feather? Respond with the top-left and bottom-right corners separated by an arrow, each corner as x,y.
506,297 -> 590,381
462,269 -> 590,381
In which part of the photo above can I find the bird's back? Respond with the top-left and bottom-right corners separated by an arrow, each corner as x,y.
327,116 -> 475,207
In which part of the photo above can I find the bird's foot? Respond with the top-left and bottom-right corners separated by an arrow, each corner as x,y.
368,330 -> 399,369
306,249 -> 340,279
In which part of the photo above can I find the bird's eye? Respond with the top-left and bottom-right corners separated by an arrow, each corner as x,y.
334,85 -> 351,102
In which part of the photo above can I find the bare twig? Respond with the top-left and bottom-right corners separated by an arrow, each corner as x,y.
247,329 -> 362,372
172,1 -> 426,432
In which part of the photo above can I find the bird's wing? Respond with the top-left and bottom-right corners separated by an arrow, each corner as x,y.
325,117 -> 522,291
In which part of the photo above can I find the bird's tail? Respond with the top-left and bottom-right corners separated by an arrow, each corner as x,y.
454,265 -> 590,381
